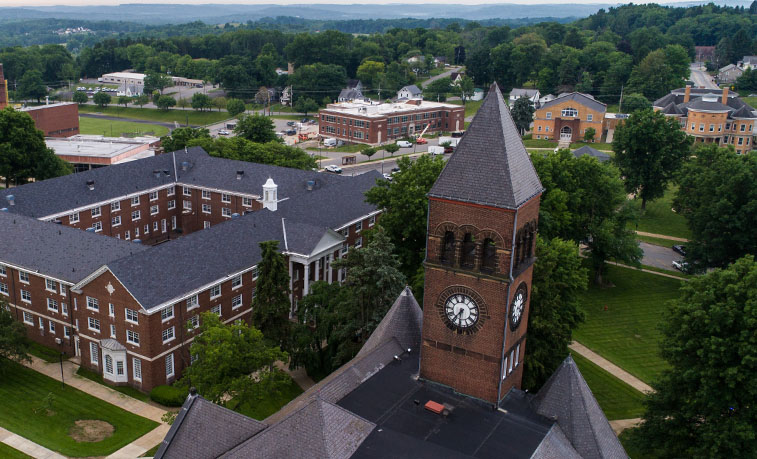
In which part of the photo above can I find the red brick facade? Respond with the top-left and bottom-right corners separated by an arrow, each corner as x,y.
22,103 -> 80,137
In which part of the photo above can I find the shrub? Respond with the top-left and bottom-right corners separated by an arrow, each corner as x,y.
149,385 -> 186,407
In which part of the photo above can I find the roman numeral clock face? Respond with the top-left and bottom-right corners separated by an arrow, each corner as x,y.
437,286 -> 487,334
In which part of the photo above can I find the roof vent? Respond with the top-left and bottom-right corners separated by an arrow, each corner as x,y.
5,195 -> 14,206
236,170 -> 244,180
86,180 -> 95,191
0,208 -> 7,212
133,239 -> 141,244
231,213 -> 240,219
306,180 -> 315,191
163,170 -> 171,176
85,227 -> 95,232
181,161 -> 190,171
153,169 -> 161,178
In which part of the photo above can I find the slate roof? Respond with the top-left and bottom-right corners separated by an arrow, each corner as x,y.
429,82 -> 543,210
653,88 -> 756,120
0,211 -> 147,284
572,146 -> 610,163
357,286 -> 422,358
731,105 -> 754,118
531,425 -> 582,459
532,355 -> 628,459
156,394 -> 266,459
684,98 -> 731,112
539,92 -> 607,113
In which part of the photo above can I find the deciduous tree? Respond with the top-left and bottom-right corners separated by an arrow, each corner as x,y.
144,71 -> 172,94
620,92 -> 651,113
92,91 -> 111,108
511,96 -> 535,135
293,97 -> 318,116
160,127 -> 211,152
234,113 -> 279,143
17,70 -> 46,103
72,91 -> 88,105
156,95 -> 176,110
191,92 -> 212,111
423,77 -> 452,102
226,98 -> 246,117
0,300 -> 30,374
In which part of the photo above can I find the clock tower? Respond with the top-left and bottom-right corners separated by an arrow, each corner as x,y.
420,84 -> 543,403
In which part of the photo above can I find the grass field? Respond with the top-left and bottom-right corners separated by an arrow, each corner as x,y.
0,360 -> 157,457
28,342 -> 66,363
78,104 -> 231,126
619,428 -> 657,459
636,234 -> 678,248
226,374 -> 303,420
634,185 -> 692,239
0,443 -> 32,459
140,444 -> 161,457
571,353 -> 645,420
75,366 -> 152,403
79,117 -> 169,137
743,96 -> 757,108
573,264 -> 683,384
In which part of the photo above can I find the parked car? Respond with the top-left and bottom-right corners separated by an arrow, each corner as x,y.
672,245 -> 686,256
301,118 -> 309,123
416,137 -> 427,145
286,129 -> 297,136
672,260 -> 689,272
391,167 -> 401,173
324,165 -> 342,174
444,145 -> 454,154
309,120 -> 318,125
396,140 -> 413,148
323,138 -> 337,147
286,121 -> 296,126
218,130 -> 230,136
383,173 -> 393,181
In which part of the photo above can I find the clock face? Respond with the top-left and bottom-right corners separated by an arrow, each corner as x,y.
509,283 -> 528,330
445,294 -> 479,330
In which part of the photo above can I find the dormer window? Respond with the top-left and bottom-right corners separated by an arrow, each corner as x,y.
561,107 -> 578,118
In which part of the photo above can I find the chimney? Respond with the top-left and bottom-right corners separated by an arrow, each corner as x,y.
722,87 -> 729,105
5,195 -> 14,206
86,180 -> 95,191
306,180 -> 315,191
684,85 -> 691,103
236,170 -> 244,180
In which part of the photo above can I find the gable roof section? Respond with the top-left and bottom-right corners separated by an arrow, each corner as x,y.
0,211 -> 147,284
531,425 -> 582,459
429,83 -> 543,210
730,105 -> 755,119
222,399 -> 374,459
572,146 -> 610,163
357,286 -> 422,358
539,92 -> 606,113
400,85 -> 422,96
155,393 -> 266,459
510,88 -> 539,98
532,355 -> 627,459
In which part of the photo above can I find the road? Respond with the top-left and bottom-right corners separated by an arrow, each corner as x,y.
421,66 -> 463,88
639,242 -> 682,272
689,63 -> 719,89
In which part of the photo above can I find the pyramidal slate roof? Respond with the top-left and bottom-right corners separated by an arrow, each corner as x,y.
357,286 -> 422,358
532,355 -> 627,459
531,425 -> 582,459
428,83 -> 543,210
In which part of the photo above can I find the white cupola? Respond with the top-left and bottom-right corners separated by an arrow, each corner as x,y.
263,177 -> 278,211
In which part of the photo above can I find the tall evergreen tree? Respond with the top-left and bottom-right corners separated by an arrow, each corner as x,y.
251,240 -> 293,353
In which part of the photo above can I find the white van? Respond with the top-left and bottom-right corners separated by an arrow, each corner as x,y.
324,138 -> 337,147
428,146 -> 445,156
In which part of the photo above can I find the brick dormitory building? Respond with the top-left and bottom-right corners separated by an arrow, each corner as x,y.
0,147 -> 381,391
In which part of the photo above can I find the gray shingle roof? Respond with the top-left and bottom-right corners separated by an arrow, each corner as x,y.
0,211 -> 147,284
222,399 -> 374,459
510,88 -> 539,98
572,146 -> 610,163
531,425 -> 582,459
660,102 -> 684,116
730,105 -> 754,119
357,286 -> 422,358
539,92 -> 606,113
339,88 -> 364,101
156,394 -> 266,459
684,98 -> 731,112
429,83 -> 543,209
532,355 -> 628,459
400,85 -> 422,96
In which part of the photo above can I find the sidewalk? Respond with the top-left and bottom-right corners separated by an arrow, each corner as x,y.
635,230 -> 689,242
569,341 -> 654,394
0,427 -> 66,459
609,418 -> 642,435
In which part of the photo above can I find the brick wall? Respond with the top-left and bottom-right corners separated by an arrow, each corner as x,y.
24,103 -> 80,137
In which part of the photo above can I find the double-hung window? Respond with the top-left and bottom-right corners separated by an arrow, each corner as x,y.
166,354 -> 175,377
232,294 -> 243,309
47,298 -> 58,312
151,205 -> 159,215
167,200 -> 176,210
222,207 -> 232,217
127,330 -> 140,345
88,317 -> 101,332
92,221 -> 102,232
90,342 -> 99,365
189,315 -> 200,329
161,306 -> 174,322
184,200 -> 192,210
232,275 -> 242,289
167,187 -> 175,196
183,186 -> 191,196
243,197 -> 252,207
91,207 -> 101,217
131,196 -> 140,206
0,282 -> 8,296
125,308 -> 139,324
202,190 -> 211,200
86,296 -> 99,311
70,212 -> 80,223
211,304 -> 221,316
111,201 -> 120,212
19,271 -> 29,283
149,191 -> 158,201
202,204 -> 211,214
162,327 -> 175,343
112,216 -> 121,226
187,295 -> 199,310
210,284 -> 221,299
221,193 -> 231,203
132,210 -> 141,221
23,311 -> 34,325
46,279 -> 57,292
21,290 -> 32,303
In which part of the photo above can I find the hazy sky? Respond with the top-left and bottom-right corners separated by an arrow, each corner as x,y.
4,0 -> 695,6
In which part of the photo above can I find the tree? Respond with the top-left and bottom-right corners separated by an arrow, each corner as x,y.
735,68 -> 757,92
626,49 -> 684,100
196,137 -> 317,170
511,96 -> 535,135
583,127 -> 596,142
134,94 -> 149,108
72,91 -> 88,105
191,92 -> 212,111
156,95 -> 176,111
383,142 -> 400,157
0,300 -> 30,374
143,71 -> 172,94
234,114 -> 279,143
612,109 -> 692,209
17,70 -> 46,103
532,150 -> 641,284
356,60 -> 385,89
631,256 -> 757,458
255,87 -> 272,110
251,241 -> 293,353
293,97 -> 318,116
212,97 -> 227,112
674,145 -> 757,269
620,93 -> 651,113
92,91 -> 111,108
226,98 -> 246,117
423,77 -> 452,102
178,312 -> 287,405
522,237 -> 587,391
117,96 -> 130,108
361,146 -> 377,159
0,108 -> 71,186
160,127 -> 211,152
457,76 -> 475,104
177,98 -> 189,109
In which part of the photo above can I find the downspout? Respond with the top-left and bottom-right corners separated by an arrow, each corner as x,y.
496,209 -> 518,403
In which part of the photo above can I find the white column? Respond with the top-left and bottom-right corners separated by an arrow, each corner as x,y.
327,253 -> 333,285
288,259 -> 294,315
314,257 -> 320,282
304,262 -> 310,296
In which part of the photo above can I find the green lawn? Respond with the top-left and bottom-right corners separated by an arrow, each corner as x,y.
0,360 -> 158,457
634,185 -> 692,239
269,103 -> 296,113
636,234 -> 678,248
75,366 -> 152,403
226,374 -> 303,420
619,428 -> 657,459
79,117 -> 169,138
140,443 -> 161,457
0,443 -> 32,459
308,143 -> 365,153
28,342 -> 66,363
742,96 -> 757,108
571,352 -> 645,420
523,138 -> 557,148
573,264 -> 683,384
78,104 -> 231,126
571,141 -> 614,151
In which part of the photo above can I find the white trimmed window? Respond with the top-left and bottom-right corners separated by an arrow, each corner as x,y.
125,308 -> 139,324
70,212 -> 80,223
202,204 -> 211,214
162,326 -> 175,343
243,197 -> 252,207
355,236 -> 363,248
251,287 -> 256,299
210,284 -> 221,299
149,191 -> 158,201
46,279 -> 57,292
88,317 -> 101,332
0,282 -> 8,295
125,230 -> 131,240
90,342 -> 99,365
187,295 -> 199,310
515,343 -> 521,367
545,112 -> 552,120
561,107 -> 578,117
172,216 -> 177,230
47,298 -> 58,312
355,221 -> 363,232
19,271 -> 29,283
62,303 -> 68,316
135,227 -> 140,238
221,193 -> 231,203
92,221 -> 103,232
109,303 -> 115,317
133,358 -> 142,381
167,186 -> 175,196
49,321 -> 56,333
116,360 -> 124,376
165,353 -> 174,378
86,296 -> 99,311
167,200 -> 176,210
202,190 -> 211,200
587,114 -> 593,122
211,304 -> 221,316
127,330 -> 140,345
110,324 -> 116,338
183,186 -> 191,196
204,221 -> 210,229
91,207 -> 101,217
162,219 -> 167,233
60,284 -> 67,296
112,216 -> 121,226
184,200 -> 192,210
161,306 -> 174,322
232,294 -> 243,309
189,315 -> 199,329
0,265 -> 5,276
23,311 -> 33,325
105,355 -> 113,374
232,275 -> 242,289
132,210 -> 141,221
153,221 -> 159,232
144,224 -> 150,234
131,196 -> 140,206
222,207 -> 232,217
150,205 -> 159,215
369,215 -> 376,226
64,326 -> 71,338
21,290 -> 31,303
111,201 -> 121,212
252,266 -> 259,280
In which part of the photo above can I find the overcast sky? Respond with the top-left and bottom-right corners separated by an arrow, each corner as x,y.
5,0 -> 696,6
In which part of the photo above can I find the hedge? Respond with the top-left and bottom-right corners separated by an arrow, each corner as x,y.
149,385 -> 186,407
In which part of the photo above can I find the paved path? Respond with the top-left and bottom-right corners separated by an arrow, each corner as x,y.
421,66 -> 463,88
608,261 -> 688,281
690,63 -> 719,90
639,242 -> 679,271
635,230 -> 688,242
0,427 -> 66,459
569,342 -> 654,394
609,418 -> 643,435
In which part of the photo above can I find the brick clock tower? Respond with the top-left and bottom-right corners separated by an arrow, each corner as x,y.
420,84 -> 543,404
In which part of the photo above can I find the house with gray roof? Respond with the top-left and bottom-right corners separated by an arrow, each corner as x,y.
718,64 -> 743,84
573,145 -> 611,162
509,88 -> 541,107
397,84 -> 423,100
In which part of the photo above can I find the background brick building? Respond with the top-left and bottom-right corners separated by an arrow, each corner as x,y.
20,102 -> 80,137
